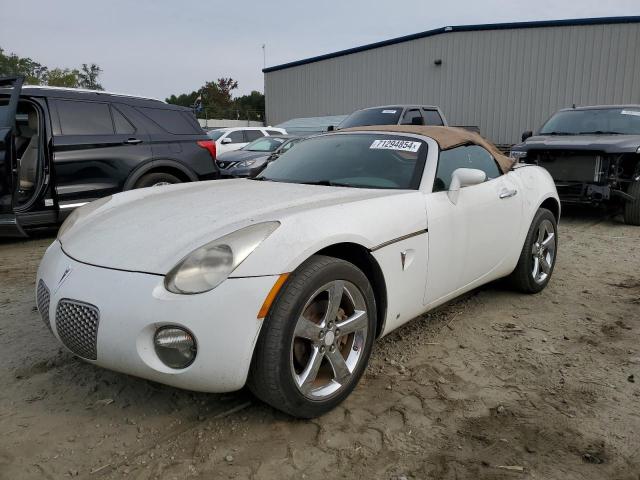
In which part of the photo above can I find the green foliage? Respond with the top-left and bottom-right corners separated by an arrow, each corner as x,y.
0,47 -> 48,84
0,47 -> 103,90
47,68 -> 80,88
166,78 -> 265,121
77,63 -> 103,90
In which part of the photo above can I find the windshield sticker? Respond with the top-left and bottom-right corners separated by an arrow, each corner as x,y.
381,110 -> 397,114
621,110 -> 640,117
370,139 -> 421,152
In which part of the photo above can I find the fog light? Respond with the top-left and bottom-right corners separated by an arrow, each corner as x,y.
154,327 -> 197,369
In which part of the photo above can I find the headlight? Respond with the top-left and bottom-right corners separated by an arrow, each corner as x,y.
509,150 -> 528,161
164,221 -> 280,294
238,160 -> 256,168
57,196 -> 112,239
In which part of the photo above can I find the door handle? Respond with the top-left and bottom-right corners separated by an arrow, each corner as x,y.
499,189 -> 518,199
124,138 -> 143,145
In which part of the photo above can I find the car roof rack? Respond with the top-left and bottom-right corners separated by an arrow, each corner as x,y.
22,85 -> 165,103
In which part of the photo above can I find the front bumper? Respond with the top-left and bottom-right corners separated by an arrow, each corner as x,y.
218,165 -> 264,179
36,241 -> 278,392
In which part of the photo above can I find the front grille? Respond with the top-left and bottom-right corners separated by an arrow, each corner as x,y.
55,299 -> 100,360
529,149 -> 606,183
36,280 -> 51,330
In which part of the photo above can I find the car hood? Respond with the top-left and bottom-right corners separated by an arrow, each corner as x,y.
515,134 -> 640,154
216,150 -> 271,163
59,179 -> 405,274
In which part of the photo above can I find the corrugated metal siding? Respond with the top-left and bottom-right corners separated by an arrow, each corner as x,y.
265,23 -> 640,144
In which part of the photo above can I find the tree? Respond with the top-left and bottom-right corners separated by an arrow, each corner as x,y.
0,47 -> 104,89
77,63 -> 103,90
0,47 -> 48,84
46,68 -> 79,88
166,78 -> 264,121
215,77 -> 239,102
234,91 -> 265,121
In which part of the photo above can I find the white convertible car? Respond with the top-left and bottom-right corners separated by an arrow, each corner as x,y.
36,126 -> 559,418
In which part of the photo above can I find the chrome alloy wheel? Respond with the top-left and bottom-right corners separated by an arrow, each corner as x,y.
290,280 -> 369,400
152,181 -> 171,187
531,219 -> 556,284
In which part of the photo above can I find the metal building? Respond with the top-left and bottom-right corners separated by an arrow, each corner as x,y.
264,16 -> 640,145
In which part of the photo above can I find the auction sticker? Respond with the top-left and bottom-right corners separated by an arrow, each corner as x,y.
381,110 -> 397,114
370,139 -> 421,152
621,110 -> 640,116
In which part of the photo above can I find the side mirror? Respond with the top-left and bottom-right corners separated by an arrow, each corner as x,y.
521,130 -> 533,142
447,168 -> 486,204
221,137 -> 233,144
327,125 -> 335,132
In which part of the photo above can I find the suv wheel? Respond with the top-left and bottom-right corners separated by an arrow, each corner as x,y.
623,180 -> 640,226
134,172 -> 181,188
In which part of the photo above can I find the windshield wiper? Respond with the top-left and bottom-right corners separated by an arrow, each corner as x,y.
299,180 -> 355,187
577,131 -> 623,135
251,176 -> 272,181
542,131 -> 573,136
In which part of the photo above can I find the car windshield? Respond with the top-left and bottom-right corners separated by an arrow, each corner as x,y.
338,107 -> 403,129
207,130 -> 226,141
539,108 -> 640,135
256,133 -> 427,189
242,137 -> 287,152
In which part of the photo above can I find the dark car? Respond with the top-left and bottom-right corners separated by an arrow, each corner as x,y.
217,135 -> 303,178
0,76 -> 219,237
333,105 -> 448,130
511,105 -> 640,225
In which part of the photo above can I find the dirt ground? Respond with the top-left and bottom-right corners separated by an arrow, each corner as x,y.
0,206 -> 639,480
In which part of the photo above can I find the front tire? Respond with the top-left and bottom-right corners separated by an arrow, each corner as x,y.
623,180 -> 640,226
248,255 -> 377,418
508,208 -> 558,293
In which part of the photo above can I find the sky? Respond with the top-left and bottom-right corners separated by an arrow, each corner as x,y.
1,0 -> 639,100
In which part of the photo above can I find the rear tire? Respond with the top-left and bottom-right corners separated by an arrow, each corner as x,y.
248,255 -> 377,418
134,172 -> 181,188
623,180 -> 640,226
508,208 -> 558,294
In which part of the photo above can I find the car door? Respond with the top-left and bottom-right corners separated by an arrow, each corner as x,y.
51,98 -> 151,208
0,76 -> 23,234
424,145 -> 522,305
218,130 -> 247,154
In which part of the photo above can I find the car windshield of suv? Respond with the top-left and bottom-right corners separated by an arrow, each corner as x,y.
540,108 -> 640,135
242,137 -> 286,152
338,107 -> 403,129
256,133 -> 427,189
207,130 -> 226,141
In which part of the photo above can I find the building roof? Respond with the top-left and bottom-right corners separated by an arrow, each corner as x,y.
340,125 -> 514,173
263,16 -> 640,73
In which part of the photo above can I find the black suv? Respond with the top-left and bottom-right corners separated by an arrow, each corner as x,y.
511,105 -> 640,225
0,76 -> 219,237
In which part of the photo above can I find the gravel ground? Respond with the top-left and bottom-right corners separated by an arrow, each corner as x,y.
0,206 -> 638,480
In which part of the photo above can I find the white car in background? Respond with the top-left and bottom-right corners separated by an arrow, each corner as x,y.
36,126 -> 559,418
207,127 -> 287,156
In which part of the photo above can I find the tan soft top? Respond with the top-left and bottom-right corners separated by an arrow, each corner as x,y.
340,125 -> 514,173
